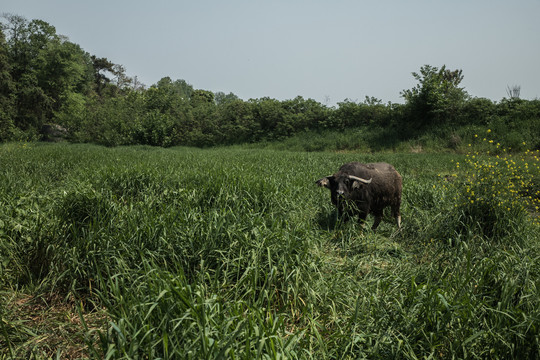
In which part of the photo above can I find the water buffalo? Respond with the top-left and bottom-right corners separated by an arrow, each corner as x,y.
316,162 -> 402,230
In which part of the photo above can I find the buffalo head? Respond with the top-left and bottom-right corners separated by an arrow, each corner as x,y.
316,174 -> 372,215
316,174 -> 372,198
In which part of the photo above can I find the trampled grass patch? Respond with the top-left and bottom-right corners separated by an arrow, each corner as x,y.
0,142 -> 539,359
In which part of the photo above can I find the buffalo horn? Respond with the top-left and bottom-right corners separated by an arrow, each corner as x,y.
348,175 -> 372,184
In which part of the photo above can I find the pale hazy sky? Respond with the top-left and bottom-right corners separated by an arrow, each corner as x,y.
3,0 -> 540,105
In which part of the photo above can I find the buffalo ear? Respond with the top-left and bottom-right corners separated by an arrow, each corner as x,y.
315,177 -> 331,188
352,181 -> 362,189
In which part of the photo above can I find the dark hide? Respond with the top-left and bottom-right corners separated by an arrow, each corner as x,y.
316,162 -> 402,230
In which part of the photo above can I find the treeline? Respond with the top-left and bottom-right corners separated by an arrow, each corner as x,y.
1,15 -> 539,149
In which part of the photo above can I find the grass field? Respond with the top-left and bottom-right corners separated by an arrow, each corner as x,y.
1,142 -> 539,359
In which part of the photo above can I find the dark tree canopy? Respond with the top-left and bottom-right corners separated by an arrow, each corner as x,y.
0,14 -> 538,151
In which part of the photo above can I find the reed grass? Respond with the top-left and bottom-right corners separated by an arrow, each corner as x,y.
0,142 -> 538,359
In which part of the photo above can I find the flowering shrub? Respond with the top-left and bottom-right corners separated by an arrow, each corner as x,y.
448,130 -> 540,239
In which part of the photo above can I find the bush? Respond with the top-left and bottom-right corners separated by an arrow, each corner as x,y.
460,97 -> 495,125
445,134 -> 540,241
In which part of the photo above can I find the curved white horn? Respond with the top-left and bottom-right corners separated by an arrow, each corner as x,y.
348,175 -> 372,184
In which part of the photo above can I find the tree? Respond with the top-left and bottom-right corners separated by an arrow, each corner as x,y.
249,97 -> 284,139
281,96 -> 329,132
40,40 -> 93,110
3,15 -> 59,79
91,55 -> 117,96
401,64 -> 469,128
191,89 -> 214,106
214,91 -> 239,105
219,99 -> 258,143
146,78 -> 191,116
332,99 -> 381,128
2,15 -> 56,132
0,27 -> 15,140
154,77 -> 193,100
2,14 -> 96,135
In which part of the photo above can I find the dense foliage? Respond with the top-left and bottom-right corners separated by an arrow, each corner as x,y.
1,15 -> 539,151
1,143 -> 539,358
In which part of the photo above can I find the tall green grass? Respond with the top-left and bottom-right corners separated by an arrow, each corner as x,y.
1,142 -> 538,359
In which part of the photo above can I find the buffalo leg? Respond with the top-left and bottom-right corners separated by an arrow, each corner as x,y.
371,215 -> 382,231
338,208 -> 351,222
371,209 -> 384,231
357,211 -> 369,228
391,204 -> 401,228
